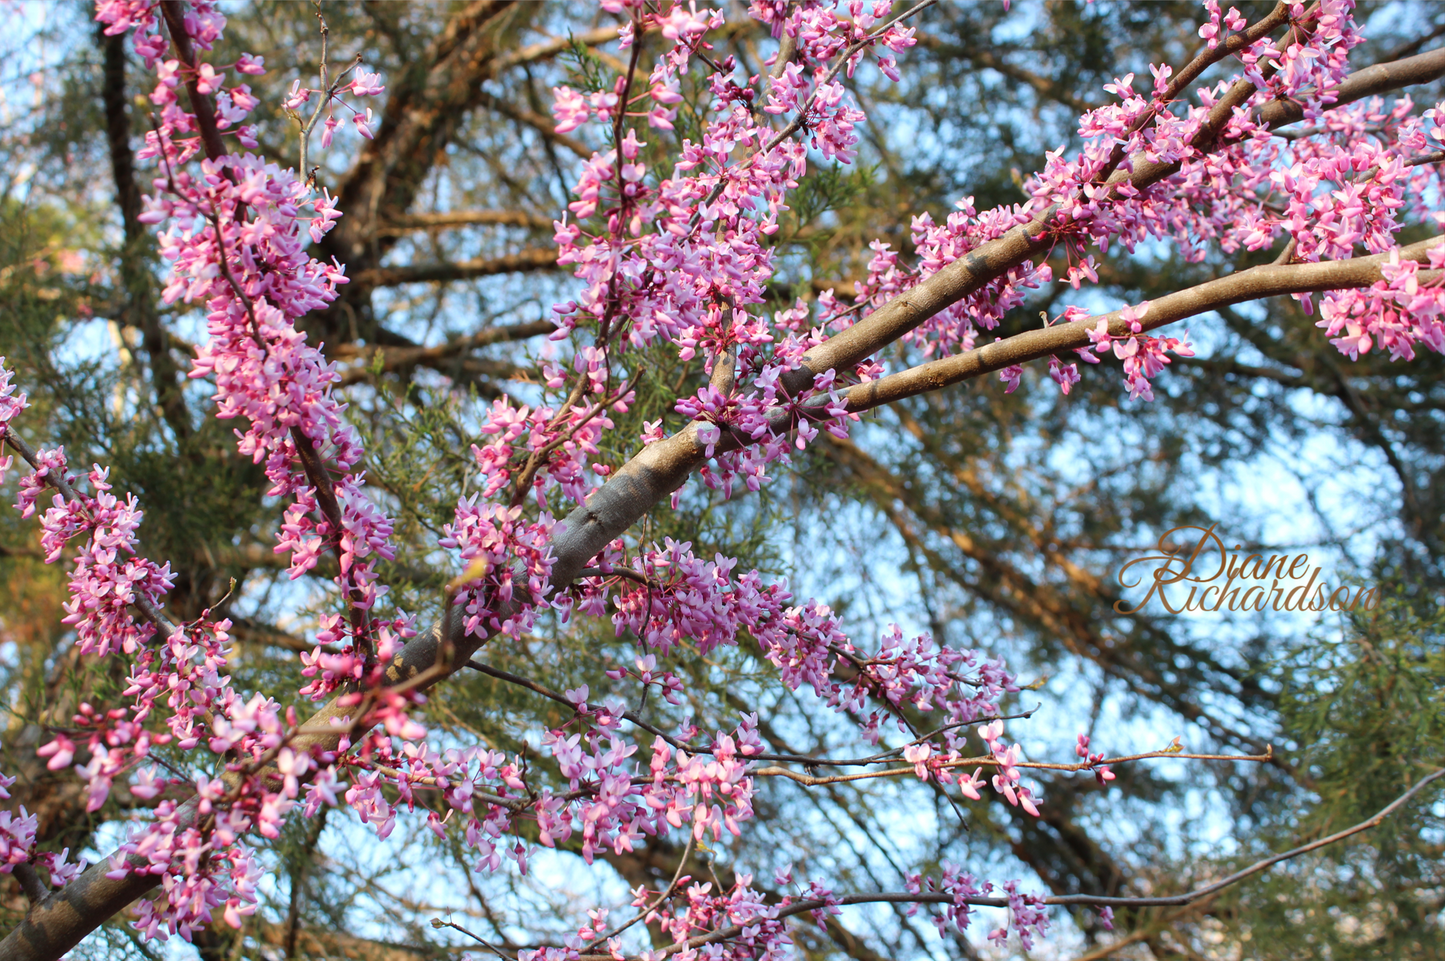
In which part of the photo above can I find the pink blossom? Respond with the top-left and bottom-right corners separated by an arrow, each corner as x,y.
352,107 -> 375,139
552,86 -> 589,134
349,68 -> 384,97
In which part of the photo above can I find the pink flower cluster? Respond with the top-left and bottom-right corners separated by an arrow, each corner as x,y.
642,872 -> 797,961
583,537 -> 1017,747
1318,243 -> 1445,360
993,880 -> 1050,950
905,861 -> 987,937
435,390 -> 636,641
1076,733 -> 1117,785
904,864 -> 1050,950
1083,302 -> 1195,401
0,774 -> 87,893
1,0 -> 411,940
99,0 -> 396,662
0,365 -> 24,479
548,2 -> 915,503
856,202 -> 1053,358
340,700 -> 765,871
17,455 -> 175,656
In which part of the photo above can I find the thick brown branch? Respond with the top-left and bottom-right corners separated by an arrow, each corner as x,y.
332,321 -> 551,387
913,33 -> 1095,114
352,247 -> 559,287
376,211 -> 555,237
333,317 -> 551,387
324,1 -> 521,269
159,1 -> 227,162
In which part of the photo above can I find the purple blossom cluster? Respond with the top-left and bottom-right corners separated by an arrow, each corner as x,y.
854,0 -> 1445,400
549,0 -> 914,502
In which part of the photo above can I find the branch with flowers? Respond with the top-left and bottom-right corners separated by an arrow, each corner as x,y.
2,0 -> 1445,959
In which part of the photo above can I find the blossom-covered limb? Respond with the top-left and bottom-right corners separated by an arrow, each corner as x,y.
157,0 -> 227,162
467,656 -> 1039,770
834,235 -> 1444,416
535,236 -> 1443,501
565,767 -> 1443,961
1257,46 -> 1445,128
790,42 -> 1439,389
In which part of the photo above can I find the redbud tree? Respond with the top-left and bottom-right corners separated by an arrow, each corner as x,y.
1,0 -> 1444,958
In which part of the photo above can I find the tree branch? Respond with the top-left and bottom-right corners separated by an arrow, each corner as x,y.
492,26 -> 623,73
1258,46 -> 1445,129
573,767 -> 1445,960
786,45 -> 1445,395
332,319 -> 552,388
10,867 -> 45,907
352,247 -> 559,287
376,211 -> 554,237
835,237 -> 1443,417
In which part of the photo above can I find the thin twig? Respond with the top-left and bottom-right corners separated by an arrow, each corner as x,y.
751,746 -> 1273,787
432,918 -> 517,961
595,833 -> 696,942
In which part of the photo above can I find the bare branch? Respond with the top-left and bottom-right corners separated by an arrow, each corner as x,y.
492,25 -> 622,72
333,320 -> 552,386
476,89 -> 593,160
834,237 -> 1443,417
376,211 -> 554,237
913,32 -> 1095,114
352,247 -> 559,287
